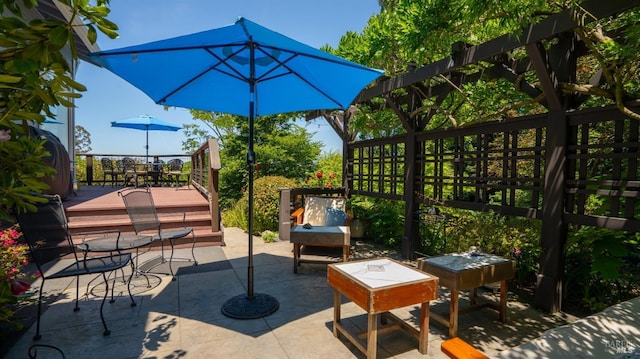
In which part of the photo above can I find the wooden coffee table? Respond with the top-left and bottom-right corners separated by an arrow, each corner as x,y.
418,253 -> 515,337
290,225 -> 350,273
327,258 -> 439,358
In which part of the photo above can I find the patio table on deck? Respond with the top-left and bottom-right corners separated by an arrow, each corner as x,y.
327,258 -> 439,358
418,252 -> 515,338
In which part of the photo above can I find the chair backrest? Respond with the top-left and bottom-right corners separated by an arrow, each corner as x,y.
15,195 -> 78,269
119,188 -> 161,234
152,159 -> 164,172
303,196 -> 347,226
101,157 -> 115,171
122,157 -> 137,171
167,159 -> 183,172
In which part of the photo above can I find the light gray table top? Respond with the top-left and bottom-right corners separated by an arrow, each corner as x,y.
333,258 -> 432,289
424,252 -> 510,272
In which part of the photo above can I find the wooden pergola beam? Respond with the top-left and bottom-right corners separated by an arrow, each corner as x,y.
356,0 -> 640,103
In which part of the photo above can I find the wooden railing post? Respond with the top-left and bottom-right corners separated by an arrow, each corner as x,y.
208,139 -> 221,233
279,188 -> 292,241
86,155 -> 94,186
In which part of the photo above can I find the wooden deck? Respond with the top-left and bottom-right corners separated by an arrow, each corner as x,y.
62,185 -> 223,247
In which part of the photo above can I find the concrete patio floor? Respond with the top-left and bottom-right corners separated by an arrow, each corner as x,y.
4,227 -> 584,359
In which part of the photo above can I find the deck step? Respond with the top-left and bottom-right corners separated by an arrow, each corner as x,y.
64,186 -> 223,247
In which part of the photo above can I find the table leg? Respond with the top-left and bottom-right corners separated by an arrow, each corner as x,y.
499,279 -> 507,322
367,312 -> 377,359
333,289 -> 341,337
293,243 -> 300,273
342,244 -> 349,262
418,302 -> 430,354
470,287 -> 477,305
449,289 -> 459,338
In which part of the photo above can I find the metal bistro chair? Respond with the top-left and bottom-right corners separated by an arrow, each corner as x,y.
100,158 -> 119,187
165,159 -> 190,189
122,157 -> 147,187
118,187 -> 198,280
15,195 -> 136,340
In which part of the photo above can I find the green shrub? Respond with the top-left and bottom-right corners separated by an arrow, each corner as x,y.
221,198 -> 248,230
349,196 -> 404,248
223,176 -> 295,234
261,230 -> 278,243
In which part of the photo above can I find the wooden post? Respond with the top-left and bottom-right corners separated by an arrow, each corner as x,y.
535,110 -> 568,313
86,155 -> 93,186
208,139 -> 221,233
279,188 -> 291,241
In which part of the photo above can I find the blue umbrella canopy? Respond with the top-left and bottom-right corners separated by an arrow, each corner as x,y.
111,115 -> 181,161
91,17 -> 383,319
91,17 -> 383,117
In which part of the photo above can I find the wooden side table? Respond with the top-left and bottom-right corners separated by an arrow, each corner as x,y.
290,225 -> 350,273
418,253 -> 515,338
327,258 -> 439,358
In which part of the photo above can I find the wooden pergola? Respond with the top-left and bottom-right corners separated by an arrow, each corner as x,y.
310,0 -> 640,313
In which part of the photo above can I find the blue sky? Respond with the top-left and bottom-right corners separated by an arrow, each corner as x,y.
74,0 -> 381,156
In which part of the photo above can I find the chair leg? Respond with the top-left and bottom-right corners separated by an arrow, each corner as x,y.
127,261 -> 137,307
33,282 -> 45,340
99,272 -> 111,336
190,231 -> 198,265
74,275 -> 80,312
168,239 -> 176,281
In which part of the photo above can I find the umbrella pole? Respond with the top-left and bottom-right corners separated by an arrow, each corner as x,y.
247,113 -> 255,298
145,127 -> 149,164
221,40 -> 278,319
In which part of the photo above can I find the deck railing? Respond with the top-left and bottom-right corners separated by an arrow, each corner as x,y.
190,139 -> 221,232
76,153 -> 191,186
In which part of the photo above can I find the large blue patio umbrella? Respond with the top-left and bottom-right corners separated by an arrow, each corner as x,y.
111,115 -> 181,163
90,17 -> 383,319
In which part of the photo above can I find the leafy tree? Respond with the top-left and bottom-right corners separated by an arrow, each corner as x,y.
302,150 -> 343,188
74,125 -> 91,153
329,0 -> 640,138
180,123 -> 211,153
190,110 -> 322,208
0,0 -> 117,220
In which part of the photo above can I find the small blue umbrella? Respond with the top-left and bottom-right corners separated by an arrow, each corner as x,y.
91,17 -> 383,319
111,115 -> 181,162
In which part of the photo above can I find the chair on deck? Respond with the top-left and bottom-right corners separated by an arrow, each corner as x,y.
118,187 -> 198,280
165,159 -> 190,188
15,195 -> 136,340
122,157 -> 146,187
101,158 -> 119,187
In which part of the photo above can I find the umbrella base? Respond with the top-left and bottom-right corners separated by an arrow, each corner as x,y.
221,293 -> 279,319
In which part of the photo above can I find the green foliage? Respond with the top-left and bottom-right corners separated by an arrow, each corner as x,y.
300,151 -> 343,188
0,0 -> 117,220
74,155 -> 86,183
565,227 -> 640,313
180,123 -> 211,153
224,176 -> 295,235
221,198 -> 247,230
349,196 -> 405,247
330,1 -> 640,135
260,230 -> 278,243
74,125 -> 91,153
208,112 -> 321,209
